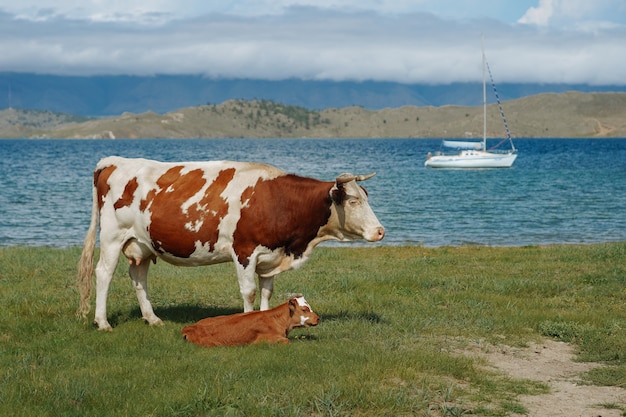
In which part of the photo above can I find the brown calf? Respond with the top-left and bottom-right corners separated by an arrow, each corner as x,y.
182,296 -> 319,347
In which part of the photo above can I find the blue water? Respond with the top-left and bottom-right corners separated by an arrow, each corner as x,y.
1,138 -> 625,247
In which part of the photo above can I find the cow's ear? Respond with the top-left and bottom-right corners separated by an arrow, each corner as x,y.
331,185 -> 345,205
288,298 -> 296,316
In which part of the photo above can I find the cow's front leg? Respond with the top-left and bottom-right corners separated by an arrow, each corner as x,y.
258,276 -> 274,311
235,262 -> 257,312
241,275 -> 256,312
129,262 -> 163,326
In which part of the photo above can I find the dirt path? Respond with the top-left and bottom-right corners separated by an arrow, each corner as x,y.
466,339 -> 626,416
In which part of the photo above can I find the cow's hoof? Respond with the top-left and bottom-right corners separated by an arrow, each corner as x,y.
94,320 -> 113,331
144,316 -> 164,326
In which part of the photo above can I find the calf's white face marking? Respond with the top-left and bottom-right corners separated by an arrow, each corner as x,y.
294,296 -> 316,326
295,296 -> 313,310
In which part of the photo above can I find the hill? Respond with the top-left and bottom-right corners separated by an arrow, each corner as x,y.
0,108 -> 91,138
2,92 -> 626,139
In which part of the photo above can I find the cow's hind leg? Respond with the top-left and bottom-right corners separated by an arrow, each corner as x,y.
129,260 -> 163,326
259,276 -> 274,311
94,242 -> 122,330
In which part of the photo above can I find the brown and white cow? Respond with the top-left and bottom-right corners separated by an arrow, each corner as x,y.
77,156 -> 384,330
182,296 -> 319,347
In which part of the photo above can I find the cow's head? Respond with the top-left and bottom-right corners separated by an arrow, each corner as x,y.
329,173 -> 385,242
289,296 -> 320,328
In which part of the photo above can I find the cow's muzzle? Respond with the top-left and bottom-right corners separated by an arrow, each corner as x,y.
367,226 -> 385,242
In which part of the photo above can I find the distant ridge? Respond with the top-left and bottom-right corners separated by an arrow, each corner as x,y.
2,92 -> 626,139
2,72 -> 626,116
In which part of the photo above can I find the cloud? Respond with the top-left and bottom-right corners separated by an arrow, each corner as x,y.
518,0 -> 554,26
518,0 -> 626,30
0,1 -> 625,85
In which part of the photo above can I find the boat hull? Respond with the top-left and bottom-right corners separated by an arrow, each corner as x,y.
424,150 -> 517,169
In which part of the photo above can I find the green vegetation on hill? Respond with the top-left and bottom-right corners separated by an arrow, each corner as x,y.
2,92 -> 626,139
205,99 -> 331,134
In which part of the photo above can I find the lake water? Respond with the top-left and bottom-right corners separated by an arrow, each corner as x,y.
1,138 -> 625,248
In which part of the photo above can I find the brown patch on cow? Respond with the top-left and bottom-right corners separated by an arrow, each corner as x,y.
94,165 -> 117,212
232,175 -> 333,266
240,184 -> 255,207
140,189 -> 155,212
114,177 -> 138,210
155,166 -> 185,189
141,166 -> 235,258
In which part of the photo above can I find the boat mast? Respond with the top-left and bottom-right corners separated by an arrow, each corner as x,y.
482,35 -> 487,151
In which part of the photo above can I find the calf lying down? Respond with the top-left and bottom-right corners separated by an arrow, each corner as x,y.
182,296 -> 319,347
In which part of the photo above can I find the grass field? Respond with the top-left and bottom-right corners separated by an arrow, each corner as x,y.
1,243 -> 625,416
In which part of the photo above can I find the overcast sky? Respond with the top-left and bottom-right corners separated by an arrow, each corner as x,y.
1,0 -> 625,85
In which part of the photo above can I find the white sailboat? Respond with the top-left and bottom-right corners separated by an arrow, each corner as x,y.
425,39 -> 518,169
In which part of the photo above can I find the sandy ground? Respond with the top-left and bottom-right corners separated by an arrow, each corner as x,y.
465,339 -> 626,416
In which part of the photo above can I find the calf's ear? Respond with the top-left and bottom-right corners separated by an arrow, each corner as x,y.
288,298 -> 297,317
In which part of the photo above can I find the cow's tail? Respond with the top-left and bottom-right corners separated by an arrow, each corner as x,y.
76,182 -> 99,318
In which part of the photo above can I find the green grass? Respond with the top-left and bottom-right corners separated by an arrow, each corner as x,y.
1,243 -> 625,416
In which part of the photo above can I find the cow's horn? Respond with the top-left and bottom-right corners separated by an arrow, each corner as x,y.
336,172 -> 376,185
355,172 -> 376,182
336,173 -> 355,184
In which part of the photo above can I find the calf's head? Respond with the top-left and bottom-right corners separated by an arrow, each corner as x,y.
289,296 -> 320,329
330,173 -> 385,242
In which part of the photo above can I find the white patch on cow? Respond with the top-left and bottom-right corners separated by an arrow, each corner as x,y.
185,219 -> 204,232
180,181 -> 209,215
